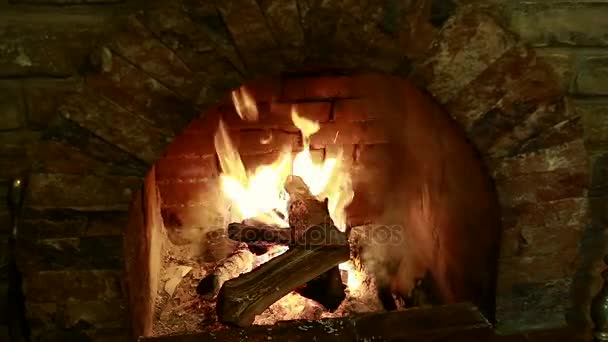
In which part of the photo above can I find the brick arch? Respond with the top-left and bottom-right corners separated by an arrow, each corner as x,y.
20,1 -> 588,339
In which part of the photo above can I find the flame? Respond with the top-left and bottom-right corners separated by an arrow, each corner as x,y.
215,99 -> 354,231
290,107 -> 354,229
231,86 -> 259,122
339,261 -> 365,292
214,120 -> 291,226
291,108 -> 333,197
291,108 -> 319,138
214,91 -> 361,309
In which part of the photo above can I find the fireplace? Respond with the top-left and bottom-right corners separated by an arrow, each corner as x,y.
127,73 -> 501,336
13,0 -> 593,341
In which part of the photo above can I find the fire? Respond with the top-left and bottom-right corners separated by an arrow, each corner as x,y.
338,260 -> 365,292
214,119 -> 291,226
214,90 -> 363,298
215,103 -> 353,230
231,86 -> 258,122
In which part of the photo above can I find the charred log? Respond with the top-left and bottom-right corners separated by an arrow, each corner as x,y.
246,242 -> 270,255
224,222 -> 347,312
216,240 -> 349,327
284,175 -> 347,311
295,266 -> 346,311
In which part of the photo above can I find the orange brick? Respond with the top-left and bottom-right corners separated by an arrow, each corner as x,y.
281,76 -> 364,100
163,132 -> 216,158
334,98 -> 378,121
160,202 -> 225,230
221,103 -> 291,131
355,144 -> 393,165
155,155 -> 218,180
182,115 -> 218,135
270,102 -> 332,122
345,183 -> 386,227
242,76 -> 282,102
223,101 -> 331,132
234,129 -> 300,155
241,152 -> 284,170
310,121 -> 387,148
157,179 -> 215,206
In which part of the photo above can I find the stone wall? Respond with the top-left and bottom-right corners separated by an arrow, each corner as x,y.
0,1 -> 138,341
496,0 -> 608,332
0,0 -> 604,340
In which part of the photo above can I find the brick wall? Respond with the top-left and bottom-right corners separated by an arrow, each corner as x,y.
0,1 -> 136,340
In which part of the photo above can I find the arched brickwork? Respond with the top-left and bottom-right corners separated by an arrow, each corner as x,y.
17,1 -> 590,340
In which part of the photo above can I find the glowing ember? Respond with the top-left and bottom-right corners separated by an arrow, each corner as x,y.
338,260 -> 365,292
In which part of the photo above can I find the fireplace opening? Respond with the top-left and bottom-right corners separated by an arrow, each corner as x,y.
125,73 -> 501,337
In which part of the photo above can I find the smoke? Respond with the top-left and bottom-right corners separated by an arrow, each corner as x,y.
355,135 -> 437,300
160,179 -> 240,262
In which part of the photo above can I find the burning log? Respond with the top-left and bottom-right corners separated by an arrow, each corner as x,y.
227,222 -> 348,311
227,176 -> 346,248
224,220 -> 419,313
227,220 -> 348,311
216,176 -> 349,327
216,235 -> 349,327
196,247 -> 255,299
285,175 -> 342,244
284,175 -> 347,310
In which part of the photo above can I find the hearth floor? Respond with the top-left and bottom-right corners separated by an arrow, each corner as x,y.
144,303 -> 590,342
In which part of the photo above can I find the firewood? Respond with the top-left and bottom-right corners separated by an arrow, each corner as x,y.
295,266 -> 346,311
285,175 -> 340,244
216,176 -> 352,326
216,176 -> 350,327
227,176 -> 346,247
228,221 -> 348,311
196,247 -> 255,299
216,240 -> 349,327
227,221 -> 348,311
284,175 -> 348,310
